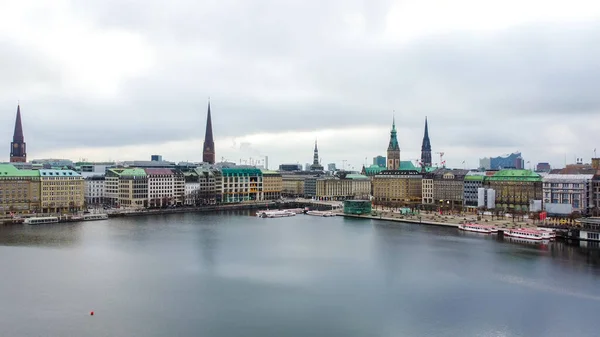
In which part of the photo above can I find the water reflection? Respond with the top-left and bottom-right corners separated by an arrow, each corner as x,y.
0,223 -> 83,248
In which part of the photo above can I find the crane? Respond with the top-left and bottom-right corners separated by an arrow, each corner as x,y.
435,152 -> 445,167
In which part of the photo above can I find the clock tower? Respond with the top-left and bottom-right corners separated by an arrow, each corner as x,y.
10,104 -> 27,163
202,100 -> 215,164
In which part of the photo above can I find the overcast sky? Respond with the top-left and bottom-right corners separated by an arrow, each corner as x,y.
1,0 -> 600,170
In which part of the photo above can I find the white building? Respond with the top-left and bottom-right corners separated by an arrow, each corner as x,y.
183,168 -> 217,206
542,174 -> 594,215
145,168 -> 184,207
84,175 -> 105,206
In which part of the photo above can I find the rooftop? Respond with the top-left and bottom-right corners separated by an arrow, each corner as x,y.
542,174 -> 595,181
222,168 -> 263,175
144,168 -> 175,175
345,174 -> 369,180
464,175 -> 485,181
0,164 -> 40,177
119,168 -> 147,177
39,169 -> 81,177
487,169 -> 541,182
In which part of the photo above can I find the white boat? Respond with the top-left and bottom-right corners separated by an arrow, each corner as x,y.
458,223 -> 498,234
535,227 -> 557,239
285,208 -> 305,214
256,210 -> 296,218
24,216 -> 59,225
306,210 -> 336,217
505,228 -> 554,240
83,213 -> 109,221
506,237 -> 551,246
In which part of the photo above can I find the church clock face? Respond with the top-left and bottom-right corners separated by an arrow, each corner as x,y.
13,143 -> 18,148
205,147 -> 210,151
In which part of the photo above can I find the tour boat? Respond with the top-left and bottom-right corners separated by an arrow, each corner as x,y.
83,213 -> 109,221
306,210 -> 336,217
506,236 -> 551,246
24,216 -> 59,225
256,210 -> 296,218
505,228 -> 554,240
458,223 -> 498,234
535,227 -> 557,239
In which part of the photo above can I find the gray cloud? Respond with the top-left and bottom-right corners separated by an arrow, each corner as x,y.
1,1 -> 599,168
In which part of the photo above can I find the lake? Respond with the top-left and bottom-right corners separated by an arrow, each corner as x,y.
1,211 -> 599,337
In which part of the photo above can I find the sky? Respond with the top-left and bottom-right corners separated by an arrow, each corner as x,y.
1,0 -> 600,170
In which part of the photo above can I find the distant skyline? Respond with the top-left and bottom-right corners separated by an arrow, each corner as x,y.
1,1 -> 600,169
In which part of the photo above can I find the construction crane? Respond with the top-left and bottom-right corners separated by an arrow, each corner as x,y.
435,152 -> 445,167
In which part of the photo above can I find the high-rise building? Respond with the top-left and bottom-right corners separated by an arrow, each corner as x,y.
10,105 -> 27,163
479,152 -> 524,170
310,140 -> 324,171
327,163 -> 337,172
420,117 -> 432,168
386,117 -> 400,170
202,100 -> 215,164
373,156 -> 386,168
535,162 -> 551,172
151,155 -> 163,162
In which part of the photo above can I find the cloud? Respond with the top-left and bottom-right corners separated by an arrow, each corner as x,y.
1,1 -> 599,170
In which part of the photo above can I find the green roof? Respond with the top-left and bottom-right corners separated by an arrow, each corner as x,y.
399,161 -> 417,170
487,169 -> 541,182
222,168 -> 263,176
464,175 -> 485,181
119,168 -> 147,177
0,164 -> 40,178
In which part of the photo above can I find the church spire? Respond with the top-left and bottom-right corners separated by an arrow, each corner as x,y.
10,104 -> 27,163
386,113 -> 400,170
420,117 -> 432,168
202,99 -> 215,164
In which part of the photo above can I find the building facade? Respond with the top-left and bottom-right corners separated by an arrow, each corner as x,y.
221,168 -> 263,202
373,156 -> 386,168
372,170 -> 423,207
145,168 -> 184,207
386,118 -> 401,170
0,164 -> 40,215
183,167 -> 217,206
479,152 -> 524,170
486,169 -> 542,212
262,170 -> 283,200
315,174 -> 370,200
281,174 -> 306,196
118,169 -> 148,209
84,175 -> 105,206
39,169 -> 84,214
279,164 -> 302,172
463,173 -> 486,207
542,174 -> 594,215
422,168 -> 469,210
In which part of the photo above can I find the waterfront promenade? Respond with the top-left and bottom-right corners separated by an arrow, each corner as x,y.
338,209 -> 542,230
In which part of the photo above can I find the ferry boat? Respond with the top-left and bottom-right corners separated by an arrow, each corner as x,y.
83,213 -> 109,221
505,236 -> 551,246
535,227 -> 557,239
256,210 -> 297,218
306,210 -> 336,217
505,228 -> 554,240
458,223 -> 498,234
24,216 -> 59,225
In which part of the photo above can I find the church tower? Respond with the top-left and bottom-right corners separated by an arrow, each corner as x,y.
10,104 -> 27,163
386,117 -> 400,170
310,140 -> 324,171
420,117 -> 432,168
202,100 -> 215,164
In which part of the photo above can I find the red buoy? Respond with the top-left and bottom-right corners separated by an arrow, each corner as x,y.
90,311 -> 94,316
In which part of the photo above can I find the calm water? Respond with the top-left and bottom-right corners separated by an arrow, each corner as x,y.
1,212 -> 600,337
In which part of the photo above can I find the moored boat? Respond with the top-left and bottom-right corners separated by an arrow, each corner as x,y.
505,228 -> 554,240
535,227 -> 557,239
458,223 -> 498,234
306,210 -> 336,217
83,213 -> 109,221
256,210 -> 296,218
24,216 -> 59,225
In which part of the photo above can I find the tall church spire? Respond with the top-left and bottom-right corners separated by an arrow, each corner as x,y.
420,117 -> 432,168
202,99 -> 215,164
387,114 -> 400,170
10,104 -> 27,163
310,139 -> 323,171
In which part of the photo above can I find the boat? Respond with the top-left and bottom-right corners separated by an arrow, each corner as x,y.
24,216 -> 59,225
256,210 -> 296,218
505,228 -> 554,240
535,227 -> 557,239
83,213 -> 109,221
505,236 -> 551,246
285,208 -> 305,214
306,210 -> 336,217
458,223 -> 498,234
